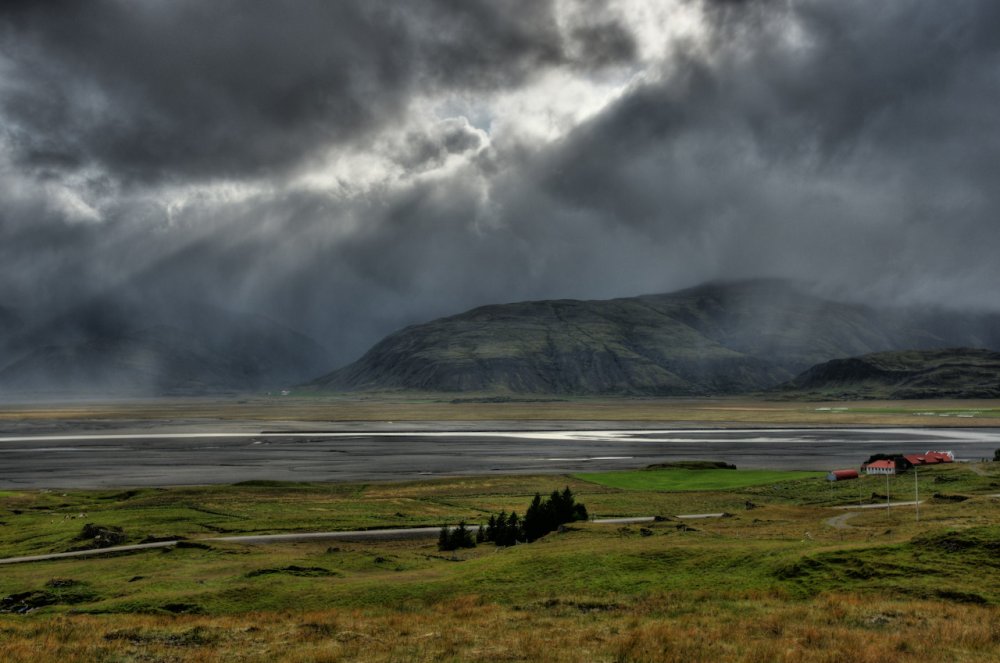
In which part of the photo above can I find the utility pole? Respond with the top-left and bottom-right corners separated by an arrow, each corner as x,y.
915,466 -> 919,523
886,472 -> 891,520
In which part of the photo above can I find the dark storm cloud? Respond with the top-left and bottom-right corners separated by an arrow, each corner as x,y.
2,0 -> 1000,374
524,0 -> 1000,300
558,0 -> 637,68
567,22 -> 637,67
0,0 -> 572,183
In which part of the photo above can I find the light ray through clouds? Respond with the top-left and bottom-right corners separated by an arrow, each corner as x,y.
0,0 -> 998,369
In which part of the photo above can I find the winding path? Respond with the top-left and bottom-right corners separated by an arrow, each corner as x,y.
0,516 -> 687,565
823,512 -> 860,529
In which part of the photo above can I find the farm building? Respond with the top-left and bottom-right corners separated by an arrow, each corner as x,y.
826,469 -> 859,481
864,459 -> 896,475
861,450 -> 954,475
904,450 -> 954,466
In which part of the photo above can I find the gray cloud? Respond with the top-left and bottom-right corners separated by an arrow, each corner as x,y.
528,0 -> 1000,298
0,0 -> 573,183
1,0 -> 999,373
394,118 -> 485,172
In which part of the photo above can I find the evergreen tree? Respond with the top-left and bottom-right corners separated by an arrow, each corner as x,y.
506,511 -> 520,546
494,511 -> 508,544
559,487 -> 577,522
451,521 -> 475,549
438,522 -> 476,551
438,525 -> 451,551
523,493 -> 545,542
484,514 -> 497,542
548,489 -> 566,526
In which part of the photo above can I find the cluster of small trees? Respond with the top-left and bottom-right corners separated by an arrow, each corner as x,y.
478,510 -> 521,547
437,487 -> 589,551
481,487 -> 588,545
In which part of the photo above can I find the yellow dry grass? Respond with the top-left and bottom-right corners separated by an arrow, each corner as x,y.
1,594 -> 996,662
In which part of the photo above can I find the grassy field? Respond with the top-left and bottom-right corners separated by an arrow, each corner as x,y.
1,461 -> 999,661
3,394 -> 1000,428
576,468 -> 824,491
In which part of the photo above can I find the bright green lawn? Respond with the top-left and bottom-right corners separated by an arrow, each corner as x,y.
575,468 -> 825,491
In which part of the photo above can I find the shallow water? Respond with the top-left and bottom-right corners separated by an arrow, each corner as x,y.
1,427 -> 997,489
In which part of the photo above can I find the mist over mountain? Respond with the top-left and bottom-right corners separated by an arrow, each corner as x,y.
1,1 -> 1000,384
0,299 -> 329,398
308,280 -> 1000,396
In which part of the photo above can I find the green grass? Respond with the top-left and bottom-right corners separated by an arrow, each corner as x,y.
1,501 -> 997,617
575,468 -> 825,492
2,465 -> 996,560
776,525 -> 1000,603
0,463 -> 998,662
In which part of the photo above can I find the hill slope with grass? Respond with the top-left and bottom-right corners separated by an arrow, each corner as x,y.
776,348 -> 1000,400
308,280 -> 1000,395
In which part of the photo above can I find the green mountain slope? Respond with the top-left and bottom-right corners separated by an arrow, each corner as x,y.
308,280 -> 1000,395
777,348 -> 1000,400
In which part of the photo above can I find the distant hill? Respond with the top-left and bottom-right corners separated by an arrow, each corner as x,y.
775,348 -> 1000,400
306,280 -> 1000,396
0,300 -> 330,397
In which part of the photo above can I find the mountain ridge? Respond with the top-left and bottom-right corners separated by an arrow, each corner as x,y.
776,347 -> 1000,400
308,280 -> 1000,396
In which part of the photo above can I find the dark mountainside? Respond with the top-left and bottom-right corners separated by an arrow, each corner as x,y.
777,348 -> 1000,400
309,280 -> 1000,396
0,299 -> 330,398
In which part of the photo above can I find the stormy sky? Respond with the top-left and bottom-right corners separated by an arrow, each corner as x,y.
2,0 -> 999,367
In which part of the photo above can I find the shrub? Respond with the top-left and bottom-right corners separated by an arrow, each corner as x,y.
438,521 -> 476,551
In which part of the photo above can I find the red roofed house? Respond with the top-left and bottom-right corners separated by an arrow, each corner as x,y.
864,459 -> 896,475
903,450 -> 955,466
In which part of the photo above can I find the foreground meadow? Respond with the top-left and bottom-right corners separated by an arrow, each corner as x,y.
1,462 -> 998,661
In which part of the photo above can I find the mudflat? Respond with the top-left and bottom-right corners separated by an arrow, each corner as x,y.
2,426 -> 997,489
